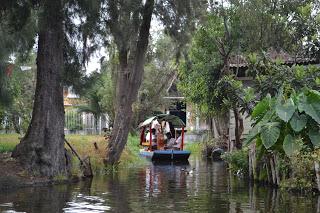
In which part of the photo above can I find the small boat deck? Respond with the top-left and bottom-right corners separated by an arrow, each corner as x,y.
140,149 -> 190,162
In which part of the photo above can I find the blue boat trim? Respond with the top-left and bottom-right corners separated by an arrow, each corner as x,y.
139,149 -> 190,161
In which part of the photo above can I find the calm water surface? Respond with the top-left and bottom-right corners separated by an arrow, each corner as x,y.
0,156 -> 319,213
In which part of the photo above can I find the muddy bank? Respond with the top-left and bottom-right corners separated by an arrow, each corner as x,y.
0,153 -> 79,190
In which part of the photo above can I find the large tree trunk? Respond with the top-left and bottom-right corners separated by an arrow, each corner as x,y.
105,0 -> 154,165
12,0 -> 70,177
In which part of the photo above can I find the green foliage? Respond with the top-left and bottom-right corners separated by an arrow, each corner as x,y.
251,96 -> 271,119
134,34 -> 177,122
297,91 -> 320,123
280,150 -> 316,191
178,12 -> 246,117
244,58 -> 320,159
276,98 -> 296,122
96,34 -> 179,128
184,142 -> 203,154
0,142 -> 16,153
282,134 -> 302,156
245,88 -> 320,156
0,1 -> 37,108
260,122 -> 281,149
76,71 -> 108,130
308,129 -> 320,147
221,148 -> 249,175
98,59 -> 116,126
120,134 -> 147,167
290,112 -> 307,132
0,54 -> 36,133
248,60 -> 320,98
0,134 -> 19,153
179,0 -> 320,119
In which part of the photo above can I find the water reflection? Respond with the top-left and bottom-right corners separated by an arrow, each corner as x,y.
64,179 -> 110,213
0,185 -> 72,213
145,161 -> 190,197
0,157 -> 319,212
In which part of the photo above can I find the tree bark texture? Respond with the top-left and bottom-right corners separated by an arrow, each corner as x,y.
248,143 -> 256,180
105,0 -> 154,165
12,0 -> 70,177
274,154 -> 280,185
269,154 -> 280,185
317,195 -> 320,213
214,112 -> 230,150
233,107 -> 243,150
315,161 -> 320,192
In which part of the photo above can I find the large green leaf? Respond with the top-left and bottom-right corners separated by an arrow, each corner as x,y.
283,134 -> 302,156
308,129 -> 320,147
289,112 -> 307,132
243,123 -> 262,146
307,90 -> 320,112
244,110 -> 275,146
252,97 -> 270,119
276,98 -> 296,122
298,93 -> 320,124
308,90 -> 320,100
260,122 -> 281,149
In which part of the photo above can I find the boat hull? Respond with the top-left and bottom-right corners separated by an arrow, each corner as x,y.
140,149 -> 190,162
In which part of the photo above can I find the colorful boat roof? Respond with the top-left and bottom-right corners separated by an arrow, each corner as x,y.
138,114 -> 185,128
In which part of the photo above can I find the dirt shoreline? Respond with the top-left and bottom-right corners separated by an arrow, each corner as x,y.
0,153 -> 79,191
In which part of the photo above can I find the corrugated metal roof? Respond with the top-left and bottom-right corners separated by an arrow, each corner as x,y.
229,49 -> 319,68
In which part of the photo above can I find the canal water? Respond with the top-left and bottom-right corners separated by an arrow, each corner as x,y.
0,156 -> 319,212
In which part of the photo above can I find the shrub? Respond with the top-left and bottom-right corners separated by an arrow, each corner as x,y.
221,148 -> 249,175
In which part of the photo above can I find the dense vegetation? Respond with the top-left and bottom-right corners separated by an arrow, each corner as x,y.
178,0 -> 320,192
0,0 -> 319,192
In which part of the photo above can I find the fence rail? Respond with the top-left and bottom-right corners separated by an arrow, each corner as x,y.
1,111 -> 110,135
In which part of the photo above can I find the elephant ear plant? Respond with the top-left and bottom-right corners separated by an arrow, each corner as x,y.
245,88 -> 320,154
245,88 -> 320,190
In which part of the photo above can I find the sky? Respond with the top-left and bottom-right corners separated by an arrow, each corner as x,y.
86,47 -> 106,73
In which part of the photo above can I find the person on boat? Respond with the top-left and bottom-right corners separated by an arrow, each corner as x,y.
165,132 -> 176,149
146,128 -> 157,150
151,120 -> 160,130
173,131 -> 182,150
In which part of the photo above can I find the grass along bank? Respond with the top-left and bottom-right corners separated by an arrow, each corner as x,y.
0,134 -> 202,176
184,142 -> 204,154
0,134 -> 147,175
0,134 -> 20,153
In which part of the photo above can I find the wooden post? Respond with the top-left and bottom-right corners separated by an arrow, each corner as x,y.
181,127 -> 185,150
149,126 -> 152,151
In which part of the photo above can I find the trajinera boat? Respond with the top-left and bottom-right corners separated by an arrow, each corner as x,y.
138,114 -> 191,162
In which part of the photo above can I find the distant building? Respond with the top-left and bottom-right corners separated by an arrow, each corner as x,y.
63,87 -> 108,135
165,49 -> 319,143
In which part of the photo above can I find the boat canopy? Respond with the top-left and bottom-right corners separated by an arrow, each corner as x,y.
138,114 -> 185,128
